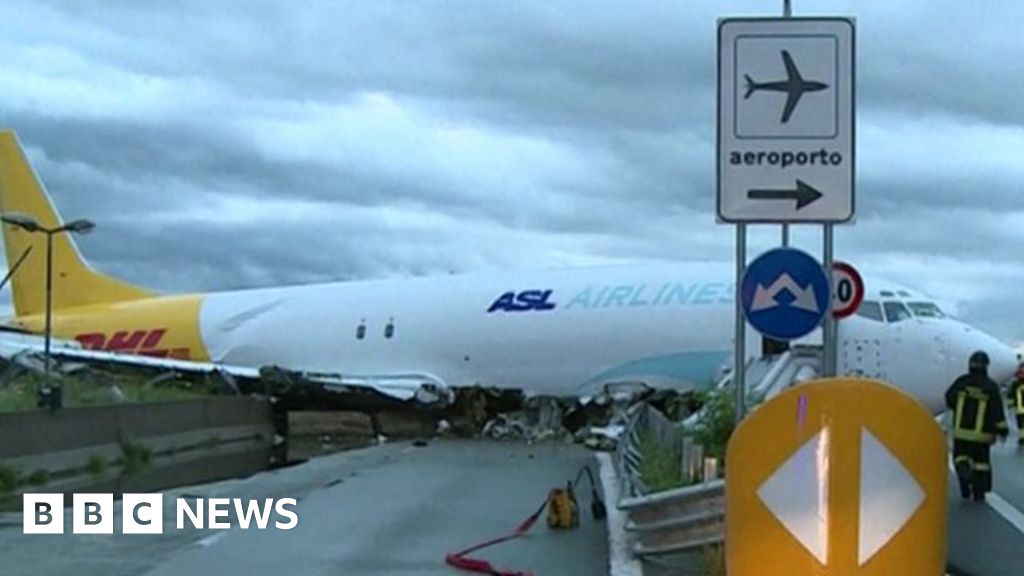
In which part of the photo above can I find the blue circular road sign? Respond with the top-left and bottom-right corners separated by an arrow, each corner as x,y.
741,247 -> 830,340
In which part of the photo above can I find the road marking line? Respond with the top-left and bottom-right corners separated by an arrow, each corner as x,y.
946,459 -> 1024,536
595,452 -> 643,576
197,531 -> 228,547
986,492 -> 1024,535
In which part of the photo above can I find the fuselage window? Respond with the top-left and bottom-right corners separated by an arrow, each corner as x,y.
883,302 -> 912,323
356,323 -> 367,340
384,321 -> 395,339
856,300 -> 884,322
908,301 -> 945,318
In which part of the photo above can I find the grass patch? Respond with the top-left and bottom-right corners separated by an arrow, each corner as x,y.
687,389 -> 736,463
0,464 -> 18,494
0,371 -> 216,414
24,469 -> 50,486
86,454 -> 107,478
120,440 -> 153,476
635,388 -> 739,493
637,428 -> 688,492
700,544 -> 726,576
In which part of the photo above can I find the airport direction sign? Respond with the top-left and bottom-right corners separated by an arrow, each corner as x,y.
726,378 -> 947,574
831,260 -> 864,319
717,17 -> 855,223
741,247 -> 830,341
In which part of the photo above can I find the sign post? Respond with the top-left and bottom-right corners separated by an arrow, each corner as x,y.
719,13 -> 856,419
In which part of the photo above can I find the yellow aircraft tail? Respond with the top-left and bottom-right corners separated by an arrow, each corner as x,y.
0,130 -> 152,317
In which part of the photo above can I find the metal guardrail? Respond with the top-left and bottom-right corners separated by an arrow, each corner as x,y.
615,403 -> 726,558
613,352 -> 825,559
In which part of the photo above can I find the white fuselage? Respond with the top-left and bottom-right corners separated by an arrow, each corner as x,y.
200,264 -> 736,397
192,263 -> 1018,412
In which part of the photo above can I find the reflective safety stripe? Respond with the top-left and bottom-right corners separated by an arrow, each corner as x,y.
953,429 -> 995,443
974,463 -> 992,471
954,391 -> 991,442
1017,386 -> 1024,415
953,455 -> 973,474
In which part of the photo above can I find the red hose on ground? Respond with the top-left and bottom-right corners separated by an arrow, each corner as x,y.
444,499 -> 548,576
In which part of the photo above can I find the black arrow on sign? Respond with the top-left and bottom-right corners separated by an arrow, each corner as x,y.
746,179 -> 823,210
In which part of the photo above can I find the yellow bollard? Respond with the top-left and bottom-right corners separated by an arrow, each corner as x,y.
726,378 -> 946,575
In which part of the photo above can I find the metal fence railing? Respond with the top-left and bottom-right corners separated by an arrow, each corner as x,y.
615,403 -> 725,558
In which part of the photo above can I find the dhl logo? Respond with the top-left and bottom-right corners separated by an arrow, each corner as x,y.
75,329 -> 191,360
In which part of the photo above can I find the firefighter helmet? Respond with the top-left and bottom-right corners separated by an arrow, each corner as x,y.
969,351 -> 990,370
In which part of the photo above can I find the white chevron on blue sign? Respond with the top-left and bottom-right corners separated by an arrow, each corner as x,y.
741,247 -> 830,340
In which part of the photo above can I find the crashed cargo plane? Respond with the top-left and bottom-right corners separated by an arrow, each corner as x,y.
0,130 -> 1016,413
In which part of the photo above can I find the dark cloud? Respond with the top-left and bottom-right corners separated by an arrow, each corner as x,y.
0,0 -> 1021,343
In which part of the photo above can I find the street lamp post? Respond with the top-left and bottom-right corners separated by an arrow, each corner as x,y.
1,213 -> 94,409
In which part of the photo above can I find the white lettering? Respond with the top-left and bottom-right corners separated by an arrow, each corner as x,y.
233,498 -> 273,530
274,499 -> 299,530
208,498 -> 231,529
176,498 -> 203,530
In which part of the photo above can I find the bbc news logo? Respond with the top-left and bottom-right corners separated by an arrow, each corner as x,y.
23,494 -> 299,534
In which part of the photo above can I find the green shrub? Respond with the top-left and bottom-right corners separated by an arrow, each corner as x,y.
25,469 -> 50,486
0,465 -> 18,493
637,429 -> 688,492
86,454 -> 107,478
120,441 -> 153,476
688,389 -> 736,463
701,544 -> 726,576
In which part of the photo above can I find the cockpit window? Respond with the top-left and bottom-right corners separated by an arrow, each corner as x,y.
879,290 -> 895,297
883,302 -> 912,323
856,300 -> 884,322
907,301 -> 945,318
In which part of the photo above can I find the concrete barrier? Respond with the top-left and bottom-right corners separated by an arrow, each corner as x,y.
0,396 -> 277,502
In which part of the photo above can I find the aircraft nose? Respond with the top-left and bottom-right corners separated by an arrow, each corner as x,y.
948,322 -> 1018,384
988,342 -> 1019,385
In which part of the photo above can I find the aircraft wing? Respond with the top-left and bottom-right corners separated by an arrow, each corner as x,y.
779,50 -> 802,124
781,50 -> 801,84
0,331 -> 451,405
781,91 -> 801,124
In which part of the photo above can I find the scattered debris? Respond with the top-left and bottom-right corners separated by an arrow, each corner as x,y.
481,411 -> 532,440
473,385 -> 698,450
435,419 -> 452,435
142,371 -> 182,388
109,385 -> 126,403
0,346 -> 707,458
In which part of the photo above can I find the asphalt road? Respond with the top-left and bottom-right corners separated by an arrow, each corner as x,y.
947,436 -> 1024,575
7,425 -> 1024,576
0,439 -> 608,576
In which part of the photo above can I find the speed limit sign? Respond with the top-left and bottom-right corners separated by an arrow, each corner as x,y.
831,261 -> 864,319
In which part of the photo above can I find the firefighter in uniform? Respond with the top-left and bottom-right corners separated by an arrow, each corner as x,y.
945,351 -> 1009,502
1009,364 -> 1024,445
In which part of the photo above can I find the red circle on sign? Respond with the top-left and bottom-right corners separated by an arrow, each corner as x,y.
831,261 -> 864,319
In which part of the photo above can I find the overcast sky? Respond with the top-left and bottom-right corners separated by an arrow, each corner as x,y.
0,0 -> 1021,344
